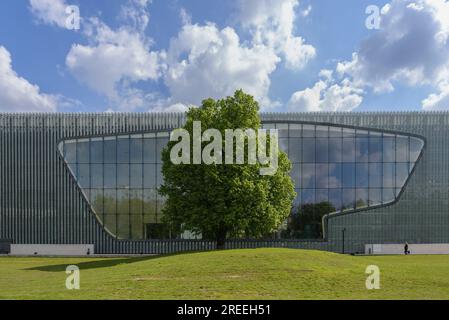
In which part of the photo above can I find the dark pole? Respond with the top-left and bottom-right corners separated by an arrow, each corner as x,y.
342,228 -> 346,254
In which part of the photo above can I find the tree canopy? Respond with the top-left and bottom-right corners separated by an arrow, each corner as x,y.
159,90 -> 296,248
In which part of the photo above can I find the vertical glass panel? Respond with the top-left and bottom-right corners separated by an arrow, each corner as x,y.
156,137 -> 169,163
117,164 -> 129,188
130,135 -> 143,164
342,128 -> 355,137
77,139 -> 90,163
117,214 -> 130,239
301,164 -> 315,189
144,164 -> 156,188
356,130 -> 369,138
302,139 -> 315,162
410,137 -> 424,162
104,164 -> 116,188
130,164 -> 143,188
383,188 -> 395,203
383,163 -> 395,188
355,188 -> 368,208
342,163 -> 355,188
342,138 -> 355,162
356,137 -> 369,162
143,189 -> 157,217
143,135 -> 156,163
302,124 -> 315,137
328,163 -> 341,188
369,189 -> 381,206
316,189 -> 328,203
291,163 -> 301,186
316,126 -> 328,137
117,136 -> 130,163
396,136 -> 409,162
117,189 -> 129,215
129,189 -> 143,214
289,124 -> 301,137
90,138 -> 103,164
90,189 -> 104,215
316,139 -> 328,163
316,164 -> 328,188
104,215 -> 117,235
396,163 -> 409,187
289,138 -> 301,163
301,189 -> 315,205
329,126 -> 342,138
369,137 -> 382,162
64,141 -> 77,164
329,189 -> 342,212
383,136 -> 395,162
91,164 -> 103,188
342,189 -> 355,210
356,163 -> 369,188
276,123 -> 289,137
279,138 -> 289,153
103,189 -> 117,215
329,138 -> 342,162
130,215 -> 143,239
369,163 -> 382,188
104,137 -> 117,164
78,164 -> 90,188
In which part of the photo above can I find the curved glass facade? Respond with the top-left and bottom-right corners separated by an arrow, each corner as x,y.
59,123 -> 424,240
59,132 -> 169,240
262,123 -> 424,238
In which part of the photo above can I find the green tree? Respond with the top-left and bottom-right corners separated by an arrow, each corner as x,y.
159,90 -> 296,249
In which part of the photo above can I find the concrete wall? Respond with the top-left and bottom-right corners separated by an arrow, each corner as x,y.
10,244 -> 94,256
365,243 -> 449,255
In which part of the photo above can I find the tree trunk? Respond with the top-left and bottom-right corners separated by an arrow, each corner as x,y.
216,225 -> 227,250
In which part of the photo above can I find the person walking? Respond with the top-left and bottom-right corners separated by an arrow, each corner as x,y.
404,242 -> 410,255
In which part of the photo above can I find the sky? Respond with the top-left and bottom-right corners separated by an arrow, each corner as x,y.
0,0 -> 449,113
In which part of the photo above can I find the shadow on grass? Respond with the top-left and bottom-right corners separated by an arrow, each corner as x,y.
24,251 -> 207,272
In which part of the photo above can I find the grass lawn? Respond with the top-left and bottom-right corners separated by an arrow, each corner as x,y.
1,248 -> 449,300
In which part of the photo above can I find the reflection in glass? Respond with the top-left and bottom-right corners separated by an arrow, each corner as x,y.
104,137 -> 116,164
316,139 -> 328,163
90,138 -> 103,163
60,124 -> 424,241
303,139 -> 315,162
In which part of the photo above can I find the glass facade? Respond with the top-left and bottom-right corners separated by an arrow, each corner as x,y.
59,123 -> 424,240
59,132 -> 169,240
263,123 -> 423,211
263,123 -> 424,238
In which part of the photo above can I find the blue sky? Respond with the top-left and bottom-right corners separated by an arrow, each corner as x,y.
0,0 -> 448,113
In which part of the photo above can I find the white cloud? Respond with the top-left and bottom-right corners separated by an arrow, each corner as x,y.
0,46 -> 57,112
301,5 -> 312,17
236,0 -> 316,70
337,0 -> 449,98
66,18 -> 161,100
29,0 -> 70,29
422,81 -> 449,110
65,0 -> 163,111
119,0 -> 152,32
288,70 -> 363,112
164,23 -> 280,109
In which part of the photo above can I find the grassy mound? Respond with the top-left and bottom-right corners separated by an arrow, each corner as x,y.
1,248 -> 449,299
